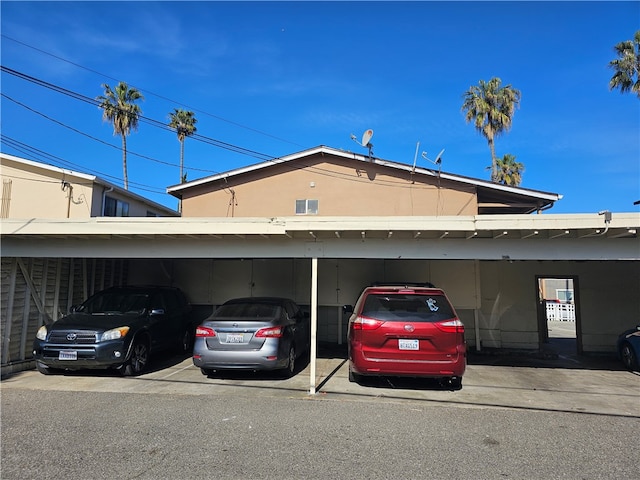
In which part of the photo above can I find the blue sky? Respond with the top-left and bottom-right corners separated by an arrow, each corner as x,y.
1,1 -> 639,214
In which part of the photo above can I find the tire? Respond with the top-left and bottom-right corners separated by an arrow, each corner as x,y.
178,328 -> 194,354
620,342 -> 639,371
281,345 -> 296,378
449,376 -> 463,390
201,368 -> 213,377
123,339 -> 149,376
36,361 -> 60,375
348,365 -> 361,383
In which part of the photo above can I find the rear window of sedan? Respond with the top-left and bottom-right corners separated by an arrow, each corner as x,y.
361,294 -> 455,322
213,303 -> 281,319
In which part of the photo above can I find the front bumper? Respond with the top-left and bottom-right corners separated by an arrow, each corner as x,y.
32,339 -> 131,370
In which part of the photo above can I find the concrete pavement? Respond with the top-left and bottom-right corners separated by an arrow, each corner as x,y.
2,347 -> 638,418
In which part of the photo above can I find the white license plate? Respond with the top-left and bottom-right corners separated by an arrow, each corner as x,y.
59,350 -> 78,360
225,334 -> 245,344
398,339 -> 419,350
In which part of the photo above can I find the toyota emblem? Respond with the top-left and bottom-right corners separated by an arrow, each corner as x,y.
404,325 -> 415,332
66,333 -> 77,341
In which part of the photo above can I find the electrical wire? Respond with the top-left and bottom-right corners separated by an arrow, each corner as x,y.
1,135 -> 166,194
1,34 -> 305,149
2,67 -> 445,192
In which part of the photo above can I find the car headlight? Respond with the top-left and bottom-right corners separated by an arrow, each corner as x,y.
36,325 -> 47,341
101,327 -> 130,342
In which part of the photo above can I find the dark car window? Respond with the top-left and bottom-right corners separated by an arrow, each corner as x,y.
81,291 -> 149,315
164,291 -> 180,313
361,294 -> 455,322
150,292 -> 167,312
213,303 -> 281,319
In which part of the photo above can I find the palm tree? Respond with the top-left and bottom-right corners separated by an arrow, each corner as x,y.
608,30 -> 640,99
168,109 -> 198,185
96,82 -> 144,190
461,77 -> 522,182
492,153 -> 524,186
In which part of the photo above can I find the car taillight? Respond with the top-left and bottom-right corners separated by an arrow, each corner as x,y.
352,316 -> 384,330
195,326 -> 216,337
435,319 -> 465,333
255,326 -> 284,338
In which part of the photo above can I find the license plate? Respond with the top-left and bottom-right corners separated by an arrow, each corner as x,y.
59,350 -> 77,360
225,334 -> 245,344
398,339 -> 419,350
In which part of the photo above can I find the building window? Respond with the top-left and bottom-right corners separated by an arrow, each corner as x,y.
295,199 -> 318,215
556,289 -> 574,303
104,196 -> 130,217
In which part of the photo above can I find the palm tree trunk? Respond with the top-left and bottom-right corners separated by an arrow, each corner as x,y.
122,134 -> 128,190
180,139 -> 185,184
179,139 -> 184,214
488,137 -> 497,182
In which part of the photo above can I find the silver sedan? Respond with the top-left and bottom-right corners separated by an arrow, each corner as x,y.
192,297 -> 310,377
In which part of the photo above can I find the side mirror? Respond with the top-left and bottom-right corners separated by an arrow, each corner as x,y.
69,304 -> 82,313
342,305 -> 354,314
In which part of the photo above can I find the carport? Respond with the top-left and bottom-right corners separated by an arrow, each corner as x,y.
1,213 -> 639,393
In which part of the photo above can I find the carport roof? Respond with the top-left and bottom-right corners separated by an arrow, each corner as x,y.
1,213 -> 638,239
2,213 -> 638,262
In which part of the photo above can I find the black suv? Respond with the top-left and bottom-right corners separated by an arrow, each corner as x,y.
33,286 -> 195,376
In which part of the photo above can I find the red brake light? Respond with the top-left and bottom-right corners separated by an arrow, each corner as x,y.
195,326 -> 216,337
352,316 -> 384,330
255,326 -> 284,338
435,319 -> 464,333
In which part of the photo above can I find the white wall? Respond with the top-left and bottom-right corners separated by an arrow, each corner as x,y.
125,257 -> 640,353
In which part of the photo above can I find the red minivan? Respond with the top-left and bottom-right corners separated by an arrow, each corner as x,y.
346,284 -> 466,389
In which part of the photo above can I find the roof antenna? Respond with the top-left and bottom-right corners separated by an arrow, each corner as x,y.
350,129 -> 374,160
422,148 -> 444,175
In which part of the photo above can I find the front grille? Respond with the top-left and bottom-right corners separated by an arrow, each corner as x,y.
49,331 -> 97,344
42,347 -> 97,360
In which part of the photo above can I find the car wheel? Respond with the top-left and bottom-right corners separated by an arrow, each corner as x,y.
123,339 -> 149,376
449,376 -> 463,390
36,361 -> 60,375
281,345 -> 296,378
178,328 -> 194,354
620,342 -> 639,371
201,368 -> 213,377
348,365 -> 361,383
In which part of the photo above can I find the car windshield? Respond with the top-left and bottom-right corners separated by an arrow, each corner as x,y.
79,292 -> 149,315
361,293 -> 455,322
213,303 -> 280,319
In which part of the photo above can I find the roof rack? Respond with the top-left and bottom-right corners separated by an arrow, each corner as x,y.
370,281 -> 436,288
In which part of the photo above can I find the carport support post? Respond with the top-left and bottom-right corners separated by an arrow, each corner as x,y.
309,257 -> 318,395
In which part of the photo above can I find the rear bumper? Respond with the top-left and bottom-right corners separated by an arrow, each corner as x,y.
349,345 -> 466,378
192,338 -> 288,371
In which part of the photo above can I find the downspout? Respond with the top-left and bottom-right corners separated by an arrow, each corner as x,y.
102,186 -> 114,216
65,183 -> 72,218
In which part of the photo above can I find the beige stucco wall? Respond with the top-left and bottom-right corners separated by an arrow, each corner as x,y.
0,161 -> 97,218
1,156 -> 177,218
181,156 -> 478,217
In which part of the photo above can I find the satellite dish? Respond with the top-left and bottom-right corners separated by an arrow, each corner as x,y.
350,129 -> 375,159
361,129 -> 373,147
422,148 -> 444,165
